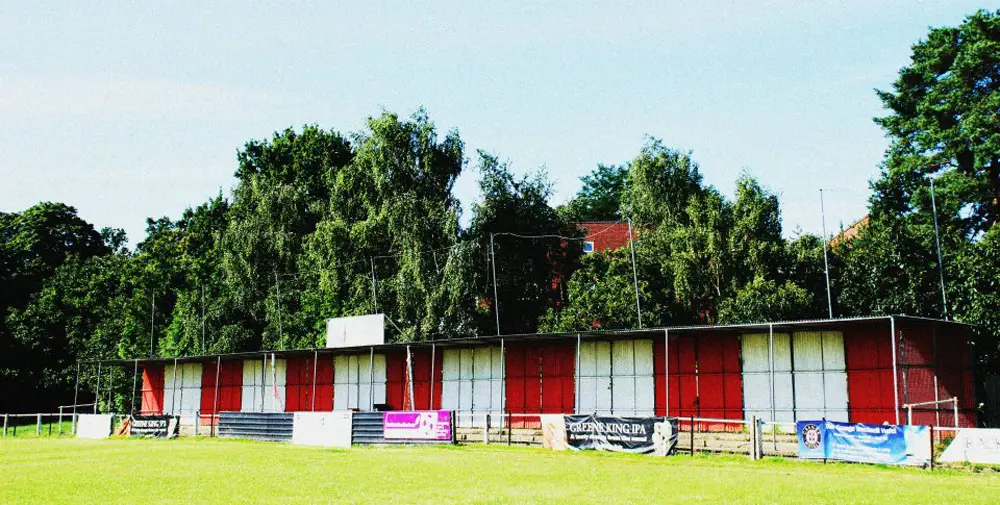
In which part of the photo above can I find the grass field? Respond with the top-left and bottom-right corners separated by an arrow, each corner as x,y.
1,439 -> 998,504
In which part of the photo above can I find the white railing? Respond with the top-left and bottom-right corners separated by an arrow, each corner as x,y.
903,397 -> 959,428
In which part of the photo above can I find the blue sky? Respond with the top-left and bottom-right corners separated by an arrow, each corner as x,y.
2,1 -> 997,243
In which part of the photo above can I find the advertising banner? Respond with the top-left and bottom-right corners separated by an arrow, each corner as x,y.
292,412 -> 352,448
939,429 -> 1000,464
541,415 -> 569,451
76,414 -> 114,439
797,420 -> 929,466
128,415 -> 179,439
383,410 -> 452,441
543,415 -> 678,455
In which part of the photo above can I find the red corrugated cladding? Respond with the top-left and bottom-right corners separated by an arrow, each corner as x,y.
896,320 -> 976,427
505,342 -> 576,428
386,352 -> 406,411
411,348 -> 443,410
200,360 -> 243,424
845,321 -> 895,424
284,356 -> 333,412
384,349 -> 443,411
656,332 -> 742,430
140,365 -> 164,414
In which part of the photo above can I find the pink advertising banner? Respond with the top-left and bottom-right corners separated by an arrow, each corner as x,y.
383,410 -> 452,440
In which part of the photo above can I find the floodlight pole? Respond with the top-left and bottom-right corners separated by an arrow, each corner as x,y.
490,233 -> 500,336
274,271 -> 283,349
820,189 -> 833,318
201,284 -> 206,353
150,293 -> 155,358
627,219 -> 643,328
929,178 -> 949,320
370,258 -> 379,313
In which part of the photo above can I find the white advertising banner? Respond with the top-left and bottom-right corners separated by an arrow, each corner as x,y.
292,412 -> 352,448
939,428 -> 1000,464
77,414 -> 113,439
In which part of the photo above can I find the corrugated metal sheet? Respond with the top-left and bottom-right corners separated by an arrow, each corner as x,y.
200,361 -> 243,424
845,323 -> 895,424
283,356 -> 334,412
576,339 -> 653,416
241,358 -> 286,412
164,363 -> 202,422
140,365 -> 164,414
442,346 -> 502,426
333,354 -> 386,411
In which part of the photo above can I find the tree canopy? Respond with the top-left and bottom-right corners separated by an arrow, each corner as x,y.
5,10 -> 1000,412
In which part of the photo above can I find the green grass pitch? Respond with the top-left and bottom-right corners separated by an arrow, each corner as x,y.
1,439 -> 998,504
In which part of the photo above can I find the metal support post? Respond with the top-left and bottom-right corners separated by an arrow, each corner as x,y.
95,361 -> 102,414
107,368 -> 114,413
131,360 -> 139,415
890,316 -> 900,424
171,357 -> 179,416
212,356 -> 221,437
37,414 -> 42,436
768,324 -> 775,424
311,350 -> 318,412
500,338 -> 506,419
2,414 -> 7,438
368,347 -> 375,410
72,363 -> 80,433
664,329 -> 669,417
575,334 -> 582,414
430,344 -> 436,410
406,345 -> 415,409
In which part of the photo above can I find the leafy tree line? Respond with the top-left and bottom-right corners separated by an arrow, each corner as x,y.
2,11 -> 999,413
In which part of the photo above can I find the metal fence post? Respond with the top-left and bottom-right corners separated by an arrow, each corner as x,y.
483,414 -> 490,445
2,414 -> 7,438
507,413 -> 512,446
929,425 -> 935,470
58,407 -> 64,435
36,414 -> 41,437
689,416 -> 695,456
953,397 -> 959,428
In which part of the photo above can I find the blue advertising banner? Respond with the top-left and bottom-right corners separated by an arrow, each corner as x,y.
796,420 -> 929,466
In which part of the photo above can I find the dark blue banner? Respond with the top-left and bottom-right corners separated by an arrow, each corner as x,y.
796,420 -> 929,466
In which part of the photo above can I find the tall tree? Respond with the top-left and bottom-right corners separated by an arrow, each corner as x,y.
470,152 -> 582,335
559,164 -> 628,221
873,9 -> 1000,235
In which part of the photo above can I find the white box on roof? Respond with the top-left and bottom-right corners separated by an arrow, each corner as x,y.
325,314 -> 385,348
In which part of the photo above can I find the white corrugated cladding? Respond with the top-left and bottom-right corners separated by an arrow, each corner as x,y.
441,347 -> 502,427
163,363 -> 202,421
792,331 -> 848,422
742,333 -> 793,423
742,332 -> 848,423
241,358 -> 287,412
333,354 -> 386,411
576,339 -> 654,416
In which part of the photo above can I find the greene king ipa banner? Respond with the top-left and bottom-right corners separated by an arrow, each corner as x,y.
128,415 -> 179,439
547,415 -> 678,455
